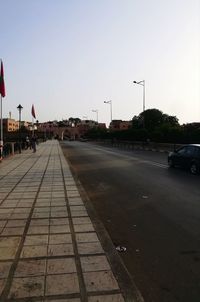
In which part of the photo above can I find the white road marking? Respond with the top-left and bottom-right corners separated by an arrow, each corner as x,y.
89,145 -> 168,169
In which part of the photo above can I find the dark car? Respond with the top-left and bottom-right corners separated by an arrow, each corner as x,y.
168,144 -> 200,174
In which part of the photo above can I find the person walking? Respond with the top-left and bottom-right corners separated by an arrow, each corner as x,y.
31,135 -> 37,153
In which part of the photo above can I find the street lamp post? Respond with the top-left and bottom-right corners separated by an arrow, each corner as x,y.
92,109 -> 98,123
133,80 -> 145,112
17,104 -> 23,153
104,100 -> 112,125
36,120 -> 39,130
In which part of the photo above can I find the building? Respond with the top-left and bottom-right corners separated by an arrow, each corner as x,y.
110,120 -> 131,131
2,118 -> 19,132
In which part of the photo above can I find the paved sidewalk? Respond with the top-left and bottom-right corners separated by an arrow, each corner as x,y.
0,140 -> 141,302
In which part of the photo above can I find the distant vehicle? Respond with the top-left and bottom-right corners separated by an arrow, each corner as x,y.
168,144 -> 200,174
79,137 -> 88,142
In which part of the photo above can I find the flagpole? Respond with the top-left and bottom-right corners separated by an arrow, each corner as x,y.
0,95 -> 3,162
32,117 -> 34,136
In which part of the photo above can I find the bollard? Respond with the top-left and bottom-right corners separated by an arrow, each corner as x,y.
11,142 -> 15,155
0,140 -> 3,162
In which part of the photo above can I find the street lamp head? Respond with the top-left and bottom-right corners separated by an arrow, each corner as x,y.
133,80 -> 145,86
17,104 -> 23,111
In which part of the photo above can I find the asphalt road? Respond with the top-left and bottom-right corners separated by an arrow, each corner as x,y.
61,141 -> 200,302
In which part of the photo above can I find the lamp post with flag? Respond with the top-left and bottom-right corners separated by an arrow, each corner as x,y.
0,59 -> 6,162
17,104 -> 23,154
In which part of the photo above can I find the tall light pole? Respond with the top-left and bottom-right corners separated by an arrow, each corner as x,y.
133,80 -> 145,112
17,104 -> 23,153
0,96 -> 3,161
104,100 -> 112,124
0,59 -> 6,162
92,109 -> 98,123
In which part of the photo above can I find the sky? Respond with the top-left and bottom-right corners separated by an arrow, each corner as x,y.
0,0 -> 199,126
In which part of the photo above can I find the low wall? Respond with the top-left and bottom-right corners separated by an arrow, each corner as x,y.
1,139 -> 45,159
92,140 -> 184,153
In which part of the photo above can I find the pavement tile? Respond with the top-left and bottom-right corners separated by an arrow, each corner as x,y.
0,261 -> 12,278
10,213 -> 29,219
49,234 -> 72,244
24,235 -> 48,246
0,208 -> 13,214
65,186 -> 78,191
72,217 -> 92,224
52,192 -> 65,198
0,213 -> 11,219
13,208 -> 31,214
81,256 -> 111,272
18,201 -> 34,207
14,259 -> 46,277
23,193 -> 37,198
32,212 -> 50,219
4,193 -> 20,199
36,198 -> 51,202
45,273 -> 79,295
48,243 -> 74,256
30,218 -> 50,226
70,206 -> 86,212
67,191 -> 80,197
6,219 -> 27,227
38,193 -> 52,198
44,299 -> 81,302
27,225 -> 49,234
33,207 -> 50,213
50,218 -> 69,225
9,276 -> 45,299
21,245 -> 48,258
0,236 -> 21,247
51,202 -> 66,207
50,212 -> 68,218
84,271 -> 119,292
71,211 -> 88,217
35,201 -> 51,207
69,200 -> 84,206
74,224 -> 95,233
0,279 -> 6,295
0,220 -> 7,228
1,201 -> 18,207
76,232 -> 99,243
51,206 -> 67,211
88,294 -> 125,302
1,227 -> 25,236
77,242 -> 104,255
47,258 -> 76,274
50,225 -> 71,233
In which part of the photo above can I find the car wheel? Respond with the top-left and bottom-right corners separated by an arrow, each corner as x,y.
190,163 -> 199,175
168,159 -> 174,168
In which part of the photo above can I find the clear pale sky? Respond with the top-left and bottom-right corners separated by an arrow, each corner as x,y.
1,0 -> 199,125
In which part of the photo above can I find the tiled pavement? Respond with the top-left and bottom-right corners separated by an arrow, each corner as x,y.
0,140 -> 141,302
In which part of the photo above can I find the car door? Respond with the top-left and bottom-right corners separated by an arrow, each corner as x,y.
176,146 -> 195,168
174,146 -> 195,168
173,146 -> 188,166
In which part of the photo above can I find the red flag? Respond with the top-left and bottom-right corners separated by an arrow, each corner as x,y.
31,104 -> 36,119
0,60 -> 6,98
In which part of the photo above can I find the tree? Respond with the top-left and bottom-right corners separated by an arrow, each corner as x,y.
68,117 -> 81,126
162,114 -> 179,126
139,109 -> 164,131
